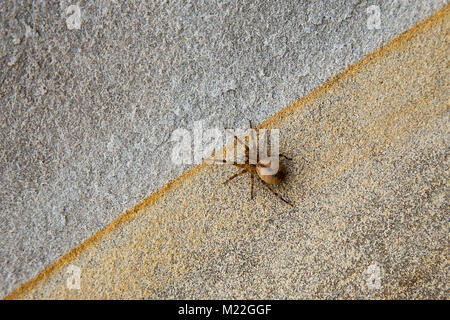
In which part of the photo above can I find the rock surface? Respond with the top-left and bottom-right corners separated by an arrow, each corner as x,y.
5,5 -> 448,299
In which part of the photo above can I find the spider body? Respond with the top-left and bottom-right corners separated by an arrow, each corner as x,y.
207,121 -> 292,206
256,157 -> 287,185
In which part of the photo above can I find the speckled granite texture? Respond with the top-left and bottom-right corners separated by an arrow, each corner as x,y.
5,4 -> 448,299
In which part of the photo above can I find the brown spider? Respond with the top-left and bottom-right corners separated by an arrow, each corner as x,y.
207,120 -> 292,206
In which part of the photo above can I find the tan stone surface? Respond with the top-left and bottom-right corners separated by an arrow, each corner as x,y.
6,5 -> 449,299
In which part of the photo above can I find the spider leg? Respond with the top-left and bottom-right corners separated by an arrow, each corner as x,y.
223,169 -> 247,184
279,153 -> 292,161
261,181 -> 292,206
225,129 -> 250,153
203,157 -> 246,170
203,158 -> 227,164
250,171 -> 254,199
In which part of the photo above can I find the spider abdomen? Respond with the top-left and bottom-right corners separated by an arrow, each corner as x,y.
256,157 -> 286,185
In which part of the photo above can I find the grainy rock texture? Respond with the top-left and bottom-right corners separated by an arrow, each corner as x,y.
5,5 -> 448,299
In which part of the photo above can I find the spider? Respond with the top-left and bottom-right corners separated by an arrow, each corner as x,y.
206,120 -> 292,206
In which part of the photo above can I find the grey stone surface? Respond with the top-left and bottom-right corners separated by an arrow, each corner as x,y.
0,0 -> 447,296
